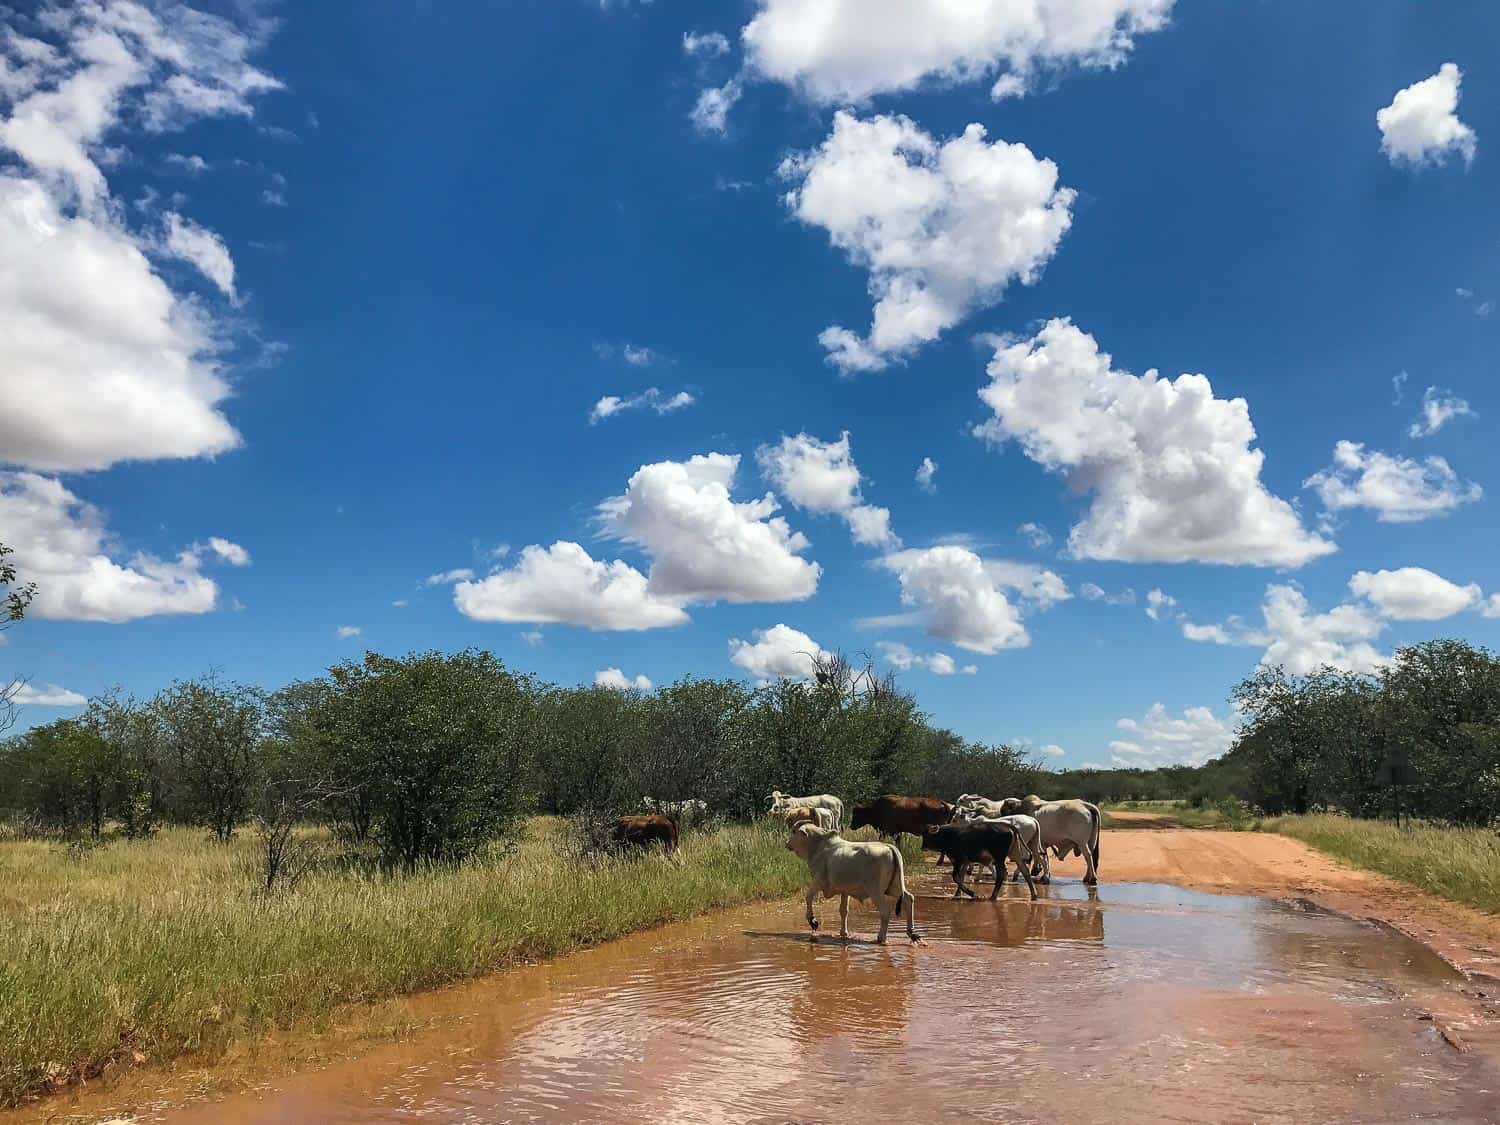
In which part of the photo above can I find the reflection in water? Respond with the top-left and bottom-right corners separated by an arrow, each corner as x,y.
140,875 -> 1498,1125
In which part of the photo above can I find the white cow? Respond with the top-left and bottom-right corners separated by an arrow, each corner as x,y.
786,823 -> 918,944
1006,795 -> 1100,885
768,790 -> 843,830
955,795 -> 1009,820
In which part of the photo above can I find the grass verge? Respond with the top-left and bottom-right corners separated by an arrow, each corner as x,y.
1263,813 -> 1500,916
0,818 -> 806,1109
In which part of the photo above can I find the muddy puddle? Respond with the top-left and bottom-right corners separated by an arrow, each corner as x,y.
111,877 -> 1499,1124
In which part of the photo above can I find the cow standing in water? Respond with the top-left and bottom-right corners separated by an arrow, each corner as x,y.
786,823 -> 918,944
922,821 -> 1037,901
998,795 -> 1101,885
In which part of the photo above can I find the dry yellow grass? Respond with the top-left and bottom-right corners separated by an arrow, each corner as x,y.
0,818 -> 806,1108
1265,813 -> 1500,915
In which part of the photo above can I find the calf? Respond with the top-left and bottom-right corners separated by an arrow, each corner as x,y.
768,791 -> 844,830
611,814 -> 678,854
786,823 -> 918,944
849,795 -> 954,841
782,804 -> 835,830
922,821 -> 1037,901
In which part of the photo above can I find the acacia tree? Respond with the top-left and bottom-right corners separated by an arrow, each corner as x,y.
328,649 -> 537,866
154,674 -> 265,842
636,677 -> 751,814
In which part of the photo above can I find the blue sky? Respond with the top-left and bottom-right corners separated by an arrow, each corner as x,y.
3,0 -> 1498,768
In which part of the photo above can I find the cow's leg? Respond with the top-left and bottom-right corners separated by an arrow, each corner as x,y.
1082,836 -> 1099,886
1011,848 -> 1038,901
838,894 -> 852,941
952,861 -> 977,899
805,885 -> 820,933
902,888 -> 918,941
874,894 -> 890,944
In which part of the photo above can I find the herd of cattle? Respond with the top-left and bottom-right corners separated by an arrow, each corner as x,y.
611,790 -> 1103,945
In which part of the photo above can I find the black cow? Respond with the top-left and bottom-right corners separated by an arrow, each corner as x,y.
922,822 -> 1037,901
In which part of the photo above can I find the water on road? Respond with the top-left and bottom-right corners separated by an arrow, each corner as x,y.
144,876 -> 1497,1124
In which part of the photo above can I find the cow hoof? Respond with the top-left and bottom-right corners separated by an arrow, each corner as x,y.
1084,878 -> 1098,886
808,918 -> 820,930
909,933 -> 922,944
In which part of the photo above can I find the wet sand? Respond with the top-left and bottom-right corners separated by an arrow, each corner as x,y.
12,830 -> 1500,1124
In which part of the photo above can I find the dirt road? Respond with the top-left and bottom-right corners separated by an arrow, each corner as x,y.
1082,823 -> 1500,980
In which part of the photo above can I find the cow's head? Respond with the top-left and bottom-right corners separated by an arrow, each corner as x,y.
786,822 -> 833,858
998,797 -> 1023,817
849,804 -> 871,830
920,825 -> 951,852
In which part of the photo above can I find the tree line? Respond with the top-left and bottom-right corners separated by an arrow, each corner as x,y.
0,648 -> 1040,866
1229,639 -> 1500,824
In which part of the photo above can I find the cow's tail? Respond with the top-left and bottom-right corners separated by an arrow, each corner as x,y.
1087,802 -> 1101,869
886,844 -> 907,916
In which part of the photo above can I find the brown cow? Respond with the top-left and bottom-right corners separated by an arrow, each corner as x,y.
849,795 -> 954,841
611,814 -> 678,853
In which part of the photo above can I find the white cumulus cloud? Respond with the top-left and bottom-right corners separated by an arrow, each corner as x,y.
756,431 -> 897,548
336,625 -> 361,638
915,456 -> 938,493
1305,441 -> 1481,523
12,682 -> 87,706
977,319 -> 1332,566
0,471 -> 234,622
595,668 -> 653,691
1109,703 -> 1235,768
1348,567 -> 1481,621
0,1 -> 278,473
878,641 -> 976,676
741,0 -> 1174,105
599,453 -> 821,605
1183,583 -> 1389,676
454,541 -> 689,631
729,623 -> 828,682
877,546 -> 1067,654
780,112 -> 1074,372
1377,63 -> 1476,169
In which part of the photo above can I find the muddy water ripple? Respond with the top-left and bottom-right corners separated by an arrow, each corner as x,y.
145,877 -> 1498,1124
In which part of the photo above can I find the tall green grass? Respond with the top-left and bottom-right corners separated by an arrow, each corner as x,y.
0,819 -> 806,1108
1264,814 -> 1500,916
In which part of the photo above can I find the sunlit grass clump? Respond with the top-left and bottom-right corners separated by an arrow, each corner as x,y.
1265,813 -> 1500,916
0,819 -> 805,1108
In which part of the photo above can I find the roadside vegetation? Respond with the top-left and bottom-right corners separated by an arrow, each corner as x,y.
1263,814 -> 1500,916
0,819 -> 807,1108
